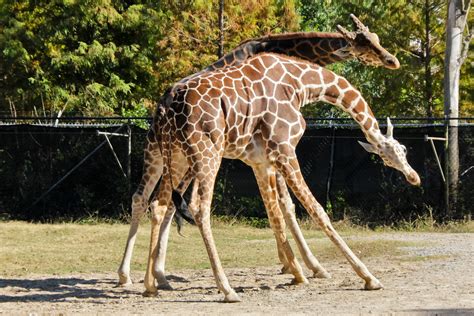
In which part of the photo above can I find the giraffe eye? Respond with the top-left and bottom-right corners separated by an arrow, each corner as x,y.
401,145 -> 407,154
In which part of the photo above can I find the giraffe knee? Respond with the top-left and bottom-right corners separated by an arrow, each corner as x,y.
131,192 -> 147,217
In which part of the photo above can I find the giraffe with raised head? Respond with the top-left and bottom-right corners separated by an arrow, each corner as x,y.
140,51 -> 420,302
117,14 -> 403,288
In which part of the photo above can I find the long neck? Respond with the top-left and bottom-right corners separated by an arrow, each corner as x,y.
298,64 -> 382,145
207,32 -> 353,72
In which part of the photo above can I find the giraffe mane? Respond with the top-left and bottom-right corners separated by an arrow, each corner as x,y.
238,32 -> 344,46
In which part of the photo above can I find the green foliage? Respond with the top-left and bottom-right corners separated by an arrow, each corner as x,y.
0,1 -> 471,116
299,0 -> 473,118
0,0 -> 300,116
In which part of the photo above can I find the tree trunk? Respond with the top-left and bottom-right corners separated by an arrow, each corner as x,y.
443,0 -> 471,219
424,0 -> 433,118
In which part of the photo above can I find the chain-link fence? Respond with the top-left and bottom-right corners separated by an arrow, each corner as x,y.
0,117 -> 472,224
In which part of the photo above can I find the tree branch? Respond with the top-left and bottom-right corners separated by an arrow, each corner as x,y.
459,25 -> 473,66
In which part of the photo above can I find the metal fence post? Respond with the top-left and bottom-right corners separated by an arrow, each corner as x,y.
127,121 -> 132,199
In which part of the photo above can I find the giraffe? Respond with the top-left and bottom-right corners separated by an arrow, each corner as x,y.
141,52 -> 420,302
117,14 -> 402,288
205,14 -> 399,72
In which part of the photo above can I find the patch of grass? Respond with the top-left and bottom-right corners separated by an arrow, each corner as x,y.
0,219 -> 434,277
400,254 -> 452,262
373,218 -> 474,233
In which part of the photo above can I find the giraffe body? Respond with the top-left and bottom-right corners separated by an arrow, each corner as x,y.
141,52 -> 419,300
117,15 -> 410,292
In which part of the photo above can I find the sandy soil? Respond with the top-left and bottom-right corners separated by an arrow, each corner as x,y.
1,233 -> 473,315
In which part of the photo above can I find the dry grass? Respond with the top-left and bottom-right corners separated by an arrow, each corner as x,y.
1,219 -> 470,277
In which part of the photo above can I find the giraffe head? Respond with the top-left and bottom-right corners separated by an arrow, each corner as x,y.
358,118 -> 421,186
337,14 -> 400,69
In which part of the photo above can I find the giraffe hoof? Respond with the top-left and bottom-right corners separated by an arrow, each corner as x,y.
142,290 -> 158,297
313,269 -> 331,279
224,291 -> 242,303
291,276 -> 309,285
157,282 -> 173,291
117,273 -> 133,286
116,280 -> 133,287
364,279 -> 383,290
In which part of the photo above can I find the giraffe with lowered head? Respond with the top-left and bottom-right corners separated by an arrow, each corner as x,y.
140,50 -> 420,301
117,15 -> 404,289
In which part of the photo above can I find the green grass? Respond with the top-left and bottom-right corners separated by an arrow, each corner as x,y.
0,219 -> 471,277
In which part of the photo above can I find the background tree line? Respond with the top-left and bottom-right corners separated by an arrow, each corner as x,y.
0,0 -> 472,118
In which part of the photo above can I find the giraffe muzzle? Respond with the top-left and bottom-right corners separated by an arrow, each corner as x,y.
384,55 -> 400,70
405,170 -> 421,186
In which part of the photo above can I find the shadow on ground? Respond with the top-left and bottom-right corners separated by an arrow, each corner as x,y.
0,277 -> 118,302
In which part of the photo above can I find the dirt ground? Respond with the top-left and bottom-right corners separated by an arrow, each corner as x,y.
1,232 -> 473,315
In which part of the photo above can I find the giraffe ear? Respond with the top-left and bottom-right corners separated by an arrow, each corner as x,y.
336,25 -> 356,41
358,141 -> 378,154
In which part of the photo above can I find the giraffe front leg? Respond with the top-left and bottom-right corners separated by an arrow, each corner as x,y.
275,172 -> 331,279
253,164 -> 308,286
276,156 -> 382,290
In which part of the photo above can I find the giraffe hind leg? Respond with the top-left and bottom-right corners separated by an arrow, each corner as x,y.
117,142 -> 162,286
153,169 -> 195,290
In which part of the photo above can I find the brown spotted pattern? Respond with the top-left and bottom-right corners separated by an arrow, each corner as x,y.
133,53 -> 420,302
117,16 -> 403,289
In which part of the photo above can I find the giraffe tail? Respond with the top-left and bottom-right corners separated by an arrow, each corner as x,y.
172,190 -> 196,236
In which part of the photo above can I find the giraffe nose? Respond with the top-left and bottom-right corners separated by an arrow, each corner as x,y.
406,170 -> 421,186
385,56 -> 400,69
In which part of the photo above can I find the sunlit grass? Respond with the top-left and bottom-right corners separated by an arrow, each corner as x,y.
0,219 -> 471,277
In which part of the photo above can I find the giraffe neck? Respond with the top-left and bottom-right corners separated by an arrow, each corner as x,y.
208,32 -> 353,72
297,62 -> 383,145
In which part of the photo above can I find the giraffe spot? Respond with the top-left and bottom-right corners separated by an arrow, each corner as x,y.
202,165 -> 211,175
277,105 -> 298,123
295,41 -> 318,60
352,100 -> 367,113
196,141 -> 206,153
364,118 -> 373,130
241,65 -> 261,80
264,82 -> 276,98
355,113 -> 365,123
260,55 -> 278,68
325,85 -> 340,99
290,122 -> 303,136
301,71 -> 322,85
227,70 -> 243,79
273,120 -> 290,140
337,78 -> 349,89
283,63 -> 303,77
222,77 -> 233,88
320,39 -> 332,52
267,63 -> 285,82
322,70 -> 335,83
343,90 -> 359,106
251,81 -> 265,96
267,99 -> 278,113
314,46 -> 328,56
